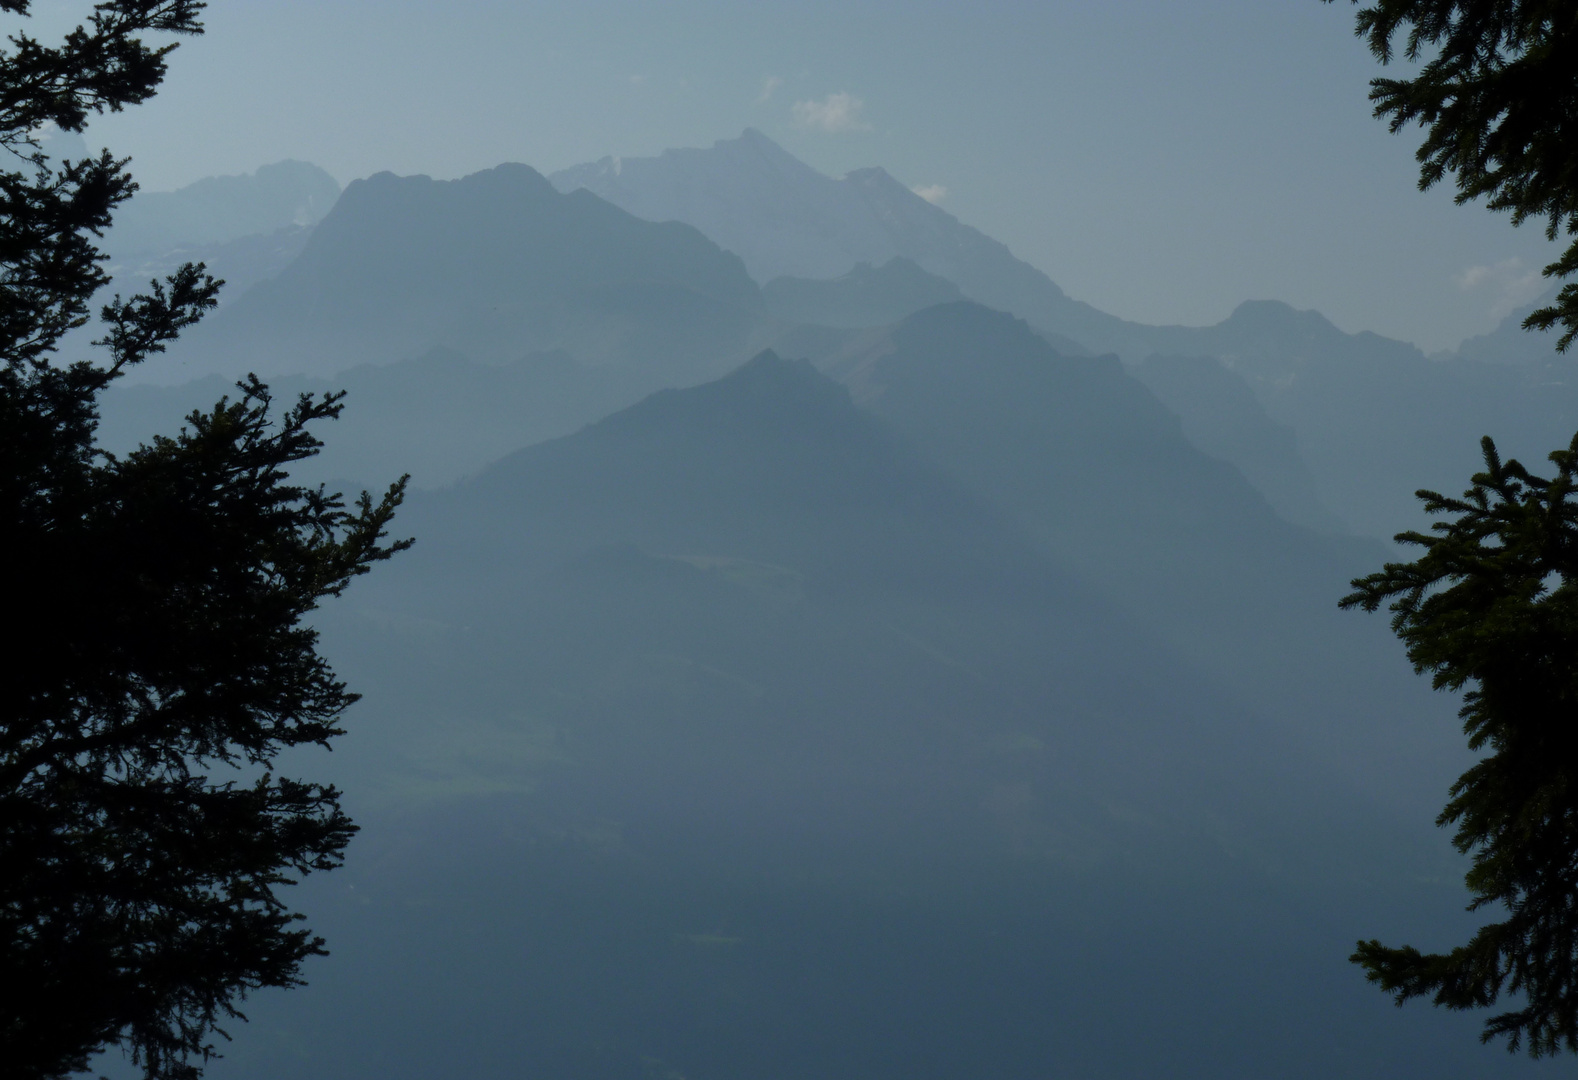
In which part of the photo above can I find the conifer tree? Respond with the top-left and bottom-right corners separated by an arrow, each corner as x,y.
1329,0 -> 1578,348
0,4 -> 410,1078
1333,0 -> 1578,1053
1343,438 -> 1578,1055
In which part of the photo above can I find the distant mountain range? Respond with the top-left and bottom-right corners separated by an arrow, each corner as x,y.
280,336 -> 1479,1080
762,256 -> 966,330
93,161 -> 342,304
80,137 -> 1562,1080
550,130 -> 1578,539
161,163 -> 772,385
104,150 -> 1333,543
551,129 -> 1127,348
101,131 -> 1578,544
109,159 -> 341,255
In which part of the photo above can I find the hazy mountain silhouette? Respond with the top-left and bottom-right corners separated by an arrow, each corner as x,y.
825,304 -> 1423,756
162,163 -> 772,383
107,159 -> 341,255
547,132 -> 1578,542
348,348 -> 1295,879
203,348 -> 1519,1080
107,135 -> 1538,545
551,129 -> 1127,345
105,223 -> 319,314
93,138 -> 1578,547
1133,353 -> 1345,533
762,256 -> 964,328
1118,300 -> 1578,538
1447,287 -> 1564,365
45,161 -> 342,367
97,347 -> 642,491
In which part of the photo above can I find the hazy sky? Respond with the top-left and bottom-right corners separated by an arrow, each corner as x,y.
58,0 -> 1562,352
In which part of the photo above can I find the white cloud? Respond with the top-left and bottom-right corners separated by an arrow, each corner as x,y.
1455,257 -> 1547,320
912,184 -> 948,204
756,75 -> 782,104
791,92 -> 871,133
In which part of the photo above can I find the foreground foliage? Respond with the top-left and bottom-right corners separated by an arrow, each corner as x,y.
1342,434 -> 1578,1055
0,3 -> 409,1077
1331,0 -> 1578,349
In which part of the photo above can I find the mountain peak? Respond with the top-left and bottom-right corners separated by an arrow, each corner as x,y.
175,160 -> 764,380
734,127 -> 781,150
843,165 -> 900,189
893,300 -> 1049,355
108,158 -> 341,254
349,161 -> 557,206
549,133 -> 1083,334
718,348 -> 836,398
593,349 -> 853,440
1220,299 -> 1342,344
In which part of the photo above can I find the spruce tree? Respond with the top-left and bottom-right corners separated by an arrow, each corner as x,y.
1328,1 -> 1578,348
0,4 -> 410,1078
1343,437 -> 1578,1055
1331,0 -> 1578,1053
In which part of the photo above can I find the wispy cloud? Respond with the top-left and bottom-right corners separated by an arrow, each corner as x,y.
791,92 -> 871,133
756,75 -> 782,104
1455,258 -> 1547,320
912,184 -> 948,205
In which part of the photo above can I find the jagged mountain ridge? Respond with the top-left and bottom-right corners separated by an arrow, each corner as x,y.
549,130 -> 1578,541
159,162 -> 773,384
762,256 -> 966,329
107,136 -> 1578,543
550,129 -> 1126,346
1135,300 -> 1578,538
107,159 -> 341,256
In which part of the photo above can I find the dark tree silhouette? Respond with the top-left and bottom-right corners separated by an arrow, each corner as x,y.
1342,437 -> 1578,1055
1332,0 -> 1578,1055
1328,1 -> 1578,349
0,4 -> 410,1078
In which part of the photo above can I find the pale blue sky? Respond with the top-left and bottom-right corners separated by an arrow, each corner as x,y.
53,0 -> 1563,352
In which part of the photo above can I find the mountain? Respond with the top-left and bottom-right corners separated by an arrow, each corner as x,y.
1448,288 -> 1565,365
546,131 -> 1578,543
106,159 -> 341,255
550,129 -> 1127,346
203,348 -> 1518,1080
160,163 -> 774,384
825,304 -> 1418,748
762,256 -> 965,328
104,224 -> 318,312
117,136 -> 1547,545
1120,300 -> 1578,538
96,347 -> 641,491
1132,352 -> 1344,533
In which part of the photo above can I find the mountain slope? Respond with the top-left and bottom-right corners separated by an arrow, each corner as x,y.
97,347 -> 641,491
761,256 -> 964,328
1122,300 -> 1578,538
205,350 -> 1520,1080
107,159 -> 341,255
826,304 -> 1438,790
548,131 -> 1578,543
551,129 -> 1125,344
163,163 -> 772,383
1132,352 -> 1345,533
